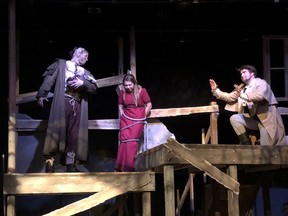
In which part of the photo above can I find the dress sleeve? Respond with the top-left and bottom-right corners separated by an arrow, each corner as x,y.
141,88 -> 151,104
118,91 -> 124,105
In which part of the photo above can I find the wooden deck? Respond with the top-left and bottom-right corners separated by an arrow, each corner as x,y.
136,139 -> 288,172
135,139 -> 288,216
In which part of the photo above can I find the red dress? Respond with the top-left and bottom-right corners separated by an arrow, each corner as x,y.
115,88 -> 151,171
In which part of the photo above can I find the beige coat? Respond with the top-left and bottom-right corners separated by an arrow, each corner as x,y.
213,78 -> 286,145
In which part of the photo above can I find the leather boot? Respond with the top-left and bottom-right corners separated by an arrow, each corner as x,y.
238,133 -> 252,145
66,152 -> 79,172
45,158 -> 54,173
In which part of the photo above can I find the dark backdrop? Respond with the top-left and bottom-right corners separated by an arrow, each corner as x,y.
2,1 -> 288,215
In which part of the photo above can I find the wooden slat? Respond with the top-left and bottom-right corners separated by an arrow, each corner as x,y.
16,92 -> 53,104
4,172 -> 155,195
16,119 -> 120,131
278,107 -> 288,115
95,74 -> 125,88
163,139 -> 239,195
16,119 -> 47,131
88,119 -> 119,130
43,171 -> 153,216
16,75 -> 125,104
149,105 -> 219,118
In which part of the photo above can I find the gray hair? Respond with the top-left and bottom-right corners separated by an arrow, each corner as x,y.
71,47 -> 88,60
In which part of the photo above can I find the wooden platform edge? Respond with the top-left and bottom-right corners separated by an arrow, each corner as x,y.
43,171 -> 153,216
4,172 -> 155,195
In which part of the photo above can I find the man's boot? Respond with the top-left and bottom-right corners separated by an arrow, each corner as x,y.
44,158 -> 55,173
66,152 -> 79,172
238,132 -> 252,145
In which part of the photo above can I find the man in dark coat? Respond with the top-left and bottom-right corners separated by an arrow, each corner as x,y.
36,47 -> 97,172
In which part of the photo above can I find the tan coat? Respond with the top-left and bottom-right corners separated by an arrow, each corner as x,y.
213,78 -> 286,145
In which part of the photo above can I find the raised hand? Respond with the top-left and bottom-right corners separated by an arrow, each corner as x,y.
209,79 -> 218,90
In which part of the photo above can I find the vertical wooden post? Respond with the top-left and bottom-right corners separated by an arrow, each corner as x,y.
8,0 -> 17,175
164,165 -> 175,216
176,189 -> 180,216
189,174 -> 195,215
7,0 -> 17,215
130,26 -> 136,78
210,102 -> 218,144
201,128 -> 206,144
227,166 -> 239,216
142,192 -> 151,216
118,36 -> 124,75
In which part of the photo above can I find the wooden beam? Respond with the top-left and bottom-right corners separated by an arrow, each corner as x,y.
130,26 -> 136,78
142,192 -> 151,216
149,104 -> 219,118
16,75 -> 125,104
8,0 -> 17,214
278,107 -> 288,115
210,102 -> 218,144
4,172 -> 155,195
16,92 -> 53,104
95,74 -> 125,88
175,174 -> 193,215
163,139 -> 240,195
164,165 -> 175,216
42,172 -> 153,216
16,119 -> 120,131
227,166 -> 239,216
88,119 -> 119,130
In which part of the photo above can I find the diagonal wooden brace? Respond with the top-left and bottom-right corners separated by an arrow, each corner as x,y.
164,139 -> 239,195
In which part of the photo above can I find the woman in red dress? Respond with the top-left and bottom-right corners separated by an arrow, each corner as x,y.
115,74 -> 152,172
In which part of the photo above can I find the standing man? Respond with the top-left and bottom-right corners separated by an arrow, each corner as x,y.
209,65 -> 286,146
37,47 -> 97,172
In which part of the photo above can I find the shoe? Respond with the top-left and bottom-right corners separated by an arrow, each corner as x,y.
45,159 -> 54,173
66,164 -> 79,172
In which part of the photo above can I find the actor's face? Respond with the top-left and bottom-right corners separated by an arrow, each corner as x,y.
240,69 -> 254,84
78,53 -> 88,65
124,81 -> 134,93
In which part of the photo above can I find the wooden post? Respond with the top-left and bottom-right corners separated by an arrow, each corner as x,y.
210,102 -> 218,144
7,0 -> 17,215
130,26 -> 136,78
118,36 -> 124,75
189,174 -> 195,215
227,166 -> 239,216
176,189 -> 180,216
142,192 -> 151,216
201,128 -> 205,144
164,165 -> 175,216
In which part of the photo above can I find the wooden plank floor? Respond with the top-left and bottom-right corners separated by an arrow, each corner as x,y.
135,139 -> 288,172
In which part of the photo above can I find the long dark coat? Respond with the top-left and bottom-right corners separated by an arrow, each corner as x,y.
36,59 -> 97,162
